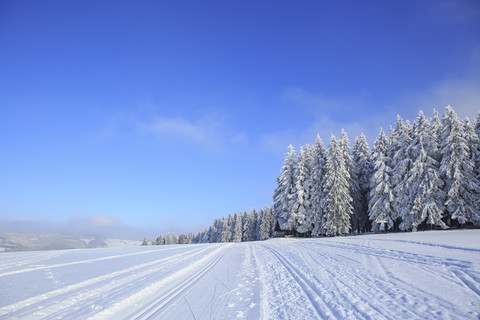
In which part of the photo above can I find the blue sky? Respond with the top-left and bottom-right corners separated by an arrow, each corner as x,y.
1,0 -> 479,240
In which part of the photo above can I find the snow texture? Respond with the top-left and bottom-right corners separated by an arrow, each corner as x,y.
0,230 -> 479,319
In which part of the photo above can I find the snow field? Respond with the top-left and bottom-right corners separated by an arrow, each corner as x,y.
0,230 -> 479,319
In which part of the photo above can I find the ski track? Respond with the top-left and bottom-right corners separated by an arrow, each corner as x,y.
0,246 -> 215,319
0,231 -> 479,320
0,246 -> 186,277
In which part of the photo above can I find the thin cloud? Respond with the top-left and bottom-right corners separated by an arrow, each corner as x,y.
144,116 -> 209,143
137,111 -> 247,150
261,89 -> 393,153
406,77 -> 480,120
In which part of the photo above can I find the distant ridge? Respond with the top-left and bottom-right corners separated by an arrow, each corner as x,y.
0,232 -> 140,252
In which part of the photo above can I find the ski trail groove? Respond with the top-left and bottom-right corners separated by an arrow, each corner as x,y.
262,245 -> 340,319
131,247 -> 229,320
87,244 -> 231,320
0,247 -> 183,277
295,243 -> 420,320
0,246 -> 211,319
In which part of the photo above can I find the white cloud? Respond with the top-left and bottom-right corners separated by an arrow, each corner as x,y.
137,111 -> 247,150
405,77 -> 480,121
144,116 -> 209,143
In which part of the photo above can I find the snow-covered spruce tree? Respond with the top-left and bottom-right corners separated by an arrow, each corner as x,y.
339,130 -> 361,234
440,106 -> 480,226
475,112 -> 480,137
310,135 -> 328,237
272,145 -> 297,231
187,232 -> 194,244
232,212 -> 243,242
250,209 -> 259,241
255,208 -> 263,240
207,219 -> 219,243
353,134 -> 373,233
241,211 -> 250,241
431,110 -> 443,155
171,232 -> 178,244
464,118 -> 480,186
323,135 -> 353,236
142,237 -> 148,245
165,233 -> 171,245
303,145 -> 316,232
178,234 -> 188,244
201,229 -> 209,243
242,210 -> 252,241
430,109 -> 444,174
401,111 -> 446,231
390,117 -> 415,230
289,146 -> 312,234
260,206 -> 274,240
368,129 -> 395,232
475,113 -> 480,183
221,215 -> 233,242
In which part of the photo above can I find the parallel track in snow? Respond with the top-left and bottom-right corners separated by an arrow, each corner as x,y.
262,245 -> 339,319
0,246 -> 215,320
127,246 -> 230,320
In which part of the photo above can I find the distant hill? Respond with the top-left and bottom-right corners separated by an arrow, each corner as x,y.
0,232 -> 141,252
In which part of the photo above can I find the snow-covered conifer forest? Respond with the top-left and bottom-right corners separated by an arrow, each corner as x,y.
149,106 -> 480,245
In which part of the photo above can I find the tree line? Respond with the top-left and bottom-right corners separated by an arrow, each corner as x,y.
143,207 -> 275,245
143,106 -> 480,245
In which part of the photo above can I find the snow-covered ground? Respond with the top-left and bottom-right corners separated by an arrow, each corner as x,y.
0,230 -> 479,319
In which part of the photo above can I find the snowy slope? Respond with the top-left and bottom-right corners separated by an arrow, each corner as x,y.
0,232 -> 141,252
0,230 -> 479,319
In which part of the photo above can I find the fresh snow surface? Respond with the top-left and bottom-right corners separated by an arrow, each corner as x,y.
0,230 -> 479,319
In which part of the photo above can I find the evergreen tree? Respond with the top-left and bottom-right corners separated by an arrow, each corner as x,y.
289,146 -> 312,233
272,145 -> 296,231
178,234 -> 188,244
187,232 -> 194,244
402,111 -> 446,231
232,212 -> 243,242
369,129 -> 394,232
200,229 -> 209,243
475,112 -> 480,137
323,135 -> 353,236
440,107 -> 480,226
391,117 -> 415,229
252,209 -> 260,241
142,237 -> 148,246
171,232 -> 178,244
353,134 -> 373,233
241,211 -> 249,241
464,118 -> 480,185
157,234 -> 164,245
310,135 -> 328,237
339,130 -> 361,233
260,206 -> 274,240
165,233 -> 171,245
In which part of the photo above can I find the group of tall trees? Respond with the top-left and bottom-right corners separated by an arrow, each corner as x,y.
144,207 -> 274,245
144,106 -> 480,245
274,106 -> 480,236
